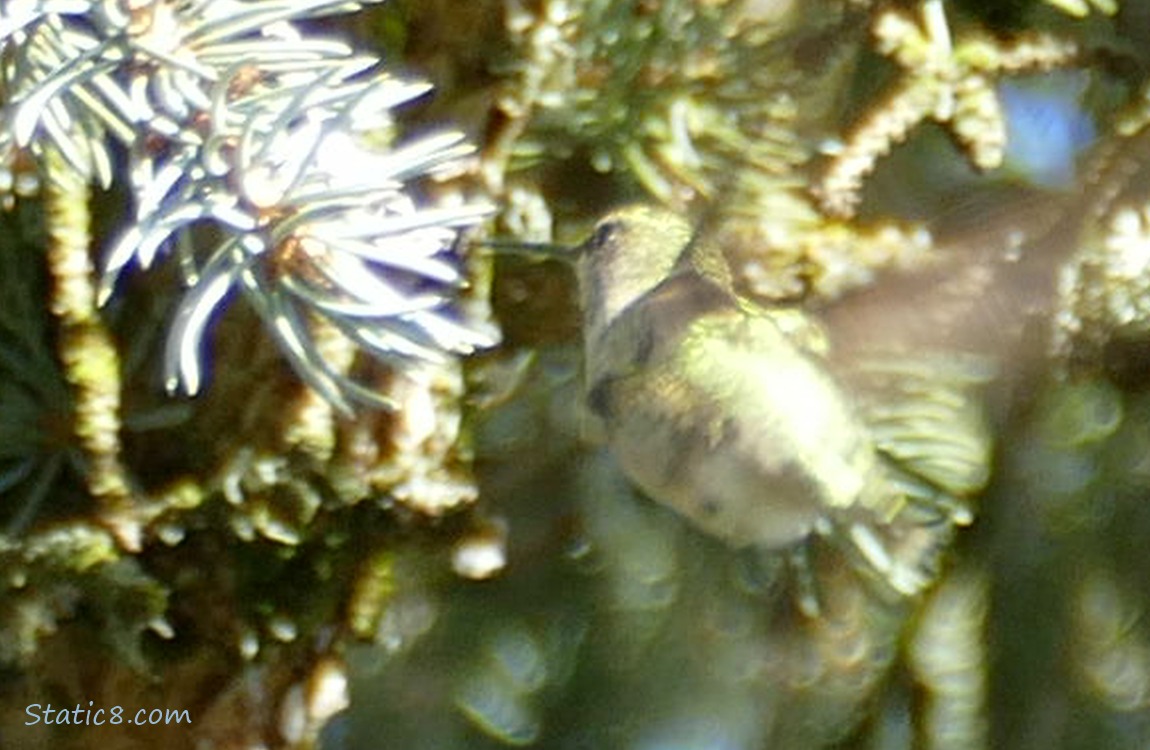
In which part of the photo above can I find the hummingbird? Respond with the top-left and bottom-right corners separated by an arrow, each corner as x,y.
575,205 -> 996,600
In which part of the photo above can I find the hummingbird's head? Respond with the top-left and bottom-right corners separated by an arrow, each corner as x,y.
577,204 -> 694,342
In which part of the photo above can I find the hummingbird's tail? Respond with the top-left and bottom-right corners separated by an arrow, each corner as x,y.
824,351 -> 997,600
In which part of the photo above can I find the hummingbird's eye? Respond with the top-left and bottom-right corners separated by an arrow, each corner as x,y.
590,220 -> 623,250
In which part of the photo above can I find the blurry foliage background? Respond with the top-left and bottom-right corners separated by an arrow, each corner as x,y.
6,0 -> 1150,749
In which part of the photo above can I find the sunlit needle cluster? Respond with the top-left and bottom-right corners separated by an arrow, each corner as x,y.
1,0 -> 496,412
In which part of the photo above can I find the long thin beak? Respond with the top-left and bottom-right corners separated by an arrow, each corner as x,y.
474,238 -> 580,261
